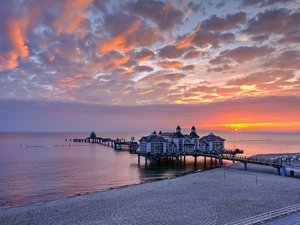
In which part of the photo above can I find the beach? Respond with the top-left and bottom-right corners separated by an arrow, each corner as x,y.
1,162 -> 299,225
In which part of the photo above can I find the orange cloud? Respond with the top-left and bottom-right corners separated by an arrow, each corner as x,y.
99,20 -> 141,55
58,77 -> 80,89
54,0 -> 92,35
0,19 -> 30,70
156,60 -> 184,68
138,89 -> 155,95
101,55 -> 131,72
176,32 -> 196,49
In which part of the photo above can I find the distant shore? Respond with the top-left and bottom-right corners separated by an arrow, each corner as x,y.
1,161 -> 300,225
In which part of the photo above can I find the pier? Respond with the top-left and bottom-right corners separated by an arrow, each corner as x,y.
135,150 -> 297,177
72,137 -> 139,153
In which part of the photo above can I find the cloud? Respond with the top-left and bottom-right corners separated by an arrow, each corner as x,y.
131,48 -> 155,63
96,52 -> 131,72
156,60 -> 184,68
133,65 -> 154,73
207,64 -> 231,72
99,13 -> 162,55
227,70 -> 295,86
241,0 -> 295,7
139,71 -> 185,84
0,0 -> 298,109
159,45 -> 189,59
180,65 -> 195,71
0,1 -> 31,70
201,12 -> 247,31
214,46 -> 274,64
128,0 -> 184,30
53,0 -> 93,35
263,50 -> 300,69
244,8 -> 300,39
192,31 -> 236,48
183,50 -> 203,59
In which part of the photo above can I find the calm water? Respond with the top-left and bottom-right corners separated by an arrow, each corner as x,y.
0,131 -> 299,208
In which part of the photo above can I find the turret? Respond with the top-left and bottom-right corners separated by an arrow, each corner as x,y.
176,125 -> 181,133
191,125 -> 196,133
189,125 -> 199,138
151,131 -> 157,135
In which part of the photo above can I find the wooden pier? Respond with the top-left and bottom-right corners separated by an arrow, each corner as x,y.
72,137 -> 139,153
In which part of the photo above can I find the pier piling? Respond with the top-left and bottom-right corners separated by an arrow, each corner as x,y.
282,166 -> 286,177
277,168 -> 281,175
244,163 -> 247,170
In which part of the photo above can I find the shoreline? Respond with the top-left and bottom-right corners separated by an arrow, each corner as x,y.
1,152 -> 299,210
0,164 -> 212,209
1,161 -> 300,225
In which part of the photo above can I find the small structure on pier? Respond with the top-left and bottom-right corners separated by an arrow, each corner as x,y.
139,125 -> 225,154
199,132 -> 225,151
90,131 -> 97,139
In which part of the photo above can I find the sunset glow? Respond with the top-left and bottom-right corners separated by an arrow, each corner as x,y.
208,122 -> 300,131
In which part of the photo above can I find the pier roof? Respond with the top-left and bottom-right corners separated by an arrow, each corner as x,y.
189,131 -> 199,138
199,132 -> 225,142
140,135 -> 168,143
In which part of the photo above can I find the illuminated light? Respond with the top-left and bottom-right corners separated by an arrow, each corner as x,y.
240,85 -> 256,91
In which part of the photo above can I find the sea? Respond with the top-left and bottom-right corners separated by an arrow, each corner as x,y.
0,131 -> 299,208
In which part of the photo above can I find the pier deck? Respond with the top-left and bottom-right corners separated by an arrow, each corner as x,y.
72,137 -> 139,153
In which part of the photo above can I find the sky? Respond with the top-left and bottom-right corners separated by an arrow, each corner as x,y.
0,0 -> 300,132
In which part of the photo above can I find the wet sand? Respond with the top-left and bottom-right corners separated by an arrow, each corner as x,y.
0,162 -> 300,225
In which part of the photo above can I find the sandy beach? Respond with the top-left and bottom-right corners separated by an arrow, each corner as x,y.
0,162 -> 300,225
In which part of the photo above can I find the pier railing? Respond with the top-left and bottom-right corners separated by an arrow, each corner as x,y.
226,202 -> 300,225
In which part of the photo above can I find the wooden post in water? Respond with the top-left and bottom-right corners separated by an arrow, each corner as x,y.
204,156 -> 207,168
145,156 -> 148,167
244,162 -> 247,170
194,156 -> 197,165
152,158 -> 157,166
138,155 -> 140,166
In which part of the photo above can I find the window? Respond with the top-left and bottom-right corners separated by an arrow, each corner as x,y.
178,139 -> 183,152
212,141 -> 222,151
151,139 -> 163,153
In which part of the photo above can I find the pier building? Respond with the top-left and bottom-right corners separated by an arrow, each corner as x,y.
139,125 -> 225,154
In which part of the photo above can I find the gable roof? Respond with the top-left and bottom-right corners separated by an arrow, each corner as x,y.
189,131 -> 199,138
172,131 -> 184,138
199,132 -> 225,142
140,134 -> 168,143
